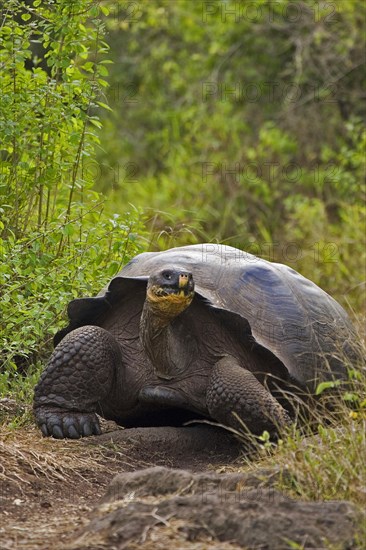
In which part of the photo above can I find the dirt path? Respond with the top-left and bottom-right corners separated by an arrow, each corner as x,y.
0,422 -> 362,549
0,424 -> 122,549
0,422 -> 242,549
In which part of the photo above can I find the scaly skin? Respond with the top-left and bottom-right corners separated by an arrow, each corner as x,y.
206,356 -> 292,434
33,325 -> 123,438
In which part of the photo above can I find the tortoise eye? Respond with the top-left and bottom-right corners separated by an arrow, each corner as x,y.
162,270 -> 172,280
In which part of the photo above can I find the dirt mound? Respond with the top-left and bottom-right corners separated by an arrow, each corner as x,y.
74,466 -> 359,550
89,424 -> 243,470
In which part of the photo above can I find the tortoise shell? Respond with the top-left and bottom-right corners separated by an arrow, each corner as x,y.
56,244 -> 360,391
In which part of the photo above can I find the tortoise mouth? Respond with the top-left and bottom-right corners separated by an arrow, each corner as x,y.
152,285 -> 194,298
148,284 -> 195,303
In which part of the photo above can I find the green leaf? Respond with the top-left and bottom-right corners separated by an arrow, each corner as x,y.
100,5 -> 110,16
62,224 -> 75,237
343,392 -> 359,403
89,118 -> 102,128
96,101 -> 112,112
97,65 -> 109,76
315,380 -> 342,396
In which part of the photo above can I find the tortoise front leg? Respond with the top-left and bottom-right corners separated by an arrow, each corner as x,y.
206,356 -> 291,435
33,326 -> 122,439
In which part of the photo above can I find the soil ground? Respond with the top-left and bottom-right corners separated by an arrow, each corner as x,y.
0,418 -> 244,550
0,414 -> 363,550
0,423 -> 121,550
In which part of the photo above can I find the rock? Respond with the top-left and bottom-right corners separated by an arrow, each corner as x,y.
75,466 -> 360,549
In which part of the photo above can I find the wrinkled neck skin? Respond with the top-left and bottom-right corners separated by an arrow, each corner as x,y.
140,290 -> 192,380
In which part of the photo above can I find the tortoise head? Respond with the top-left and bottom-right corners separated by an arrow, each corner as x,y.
146,268 -> 195,318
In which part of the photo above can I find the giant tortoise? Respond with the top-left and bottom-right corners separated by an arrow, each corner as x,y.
33,243 -> 361,439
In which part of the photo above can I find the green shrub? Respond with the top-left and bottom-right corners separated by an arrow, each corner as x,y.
0,0 -> 147,396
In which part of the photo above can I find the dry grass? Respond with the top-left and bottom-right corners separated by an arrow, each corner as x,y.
0,422 -> 140,550
0,425 -> 114,493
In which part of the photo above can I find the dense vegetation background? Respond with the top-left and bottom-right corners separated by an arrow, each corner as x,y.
1,0 -> 365,395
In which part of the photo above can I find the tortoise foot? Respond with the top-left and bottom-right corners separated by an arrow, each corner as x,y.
206,356 -> 292,434
34,406 -> 101,439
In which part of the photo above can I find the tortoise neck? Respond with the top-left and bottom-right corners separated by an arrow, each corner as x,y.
141,300 -> 174,336
139,300 -> 180,379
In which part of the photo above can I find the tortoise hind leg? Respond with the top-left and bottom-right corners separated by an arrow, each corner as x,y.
206,356 -> 291,435
33,326 -> 122,439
